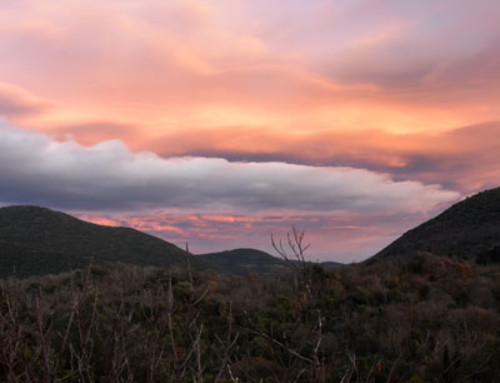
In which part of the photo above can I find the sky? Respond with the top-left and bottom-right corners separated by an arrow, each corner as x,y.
1,0 -> 499,262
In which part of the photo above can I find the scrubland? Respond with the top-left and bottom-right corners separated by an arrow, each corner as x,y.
1,253 -> 499,382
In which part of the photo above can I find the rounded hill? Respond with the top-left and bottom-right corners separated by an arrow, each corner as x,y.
372,187 -> 500,262
0,205 -> 210,278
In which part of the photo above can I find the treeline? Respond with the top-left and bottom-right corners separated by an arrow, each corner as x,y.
1,252 -> 499,382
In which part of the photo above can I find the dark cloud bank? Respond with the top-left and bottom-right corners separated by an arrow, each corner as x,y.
0,119 -> 458,215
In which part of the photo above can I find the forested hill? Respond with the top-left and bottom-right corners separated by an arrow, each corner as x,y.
198,248 -> 288,274
0,205 -> 211,278
372,187 -> 500,263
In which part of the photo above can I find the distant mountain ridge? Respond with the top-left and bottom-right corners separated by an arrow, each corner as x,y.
198,248 -> 345,275
0,205 -> 211,278
372,187 -> 500,262
198,248 -> 289,275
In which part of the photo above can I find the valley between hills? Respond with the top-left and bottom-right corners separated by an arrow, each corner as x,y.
1,188 -> 500,382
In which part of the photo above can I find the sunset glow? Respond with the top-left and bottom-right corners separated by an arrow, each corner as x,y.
1,1 -> 499,261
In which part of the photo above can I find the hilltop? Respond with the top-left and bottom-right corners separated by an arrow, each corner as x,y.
198,248 -> 289,275
0,205 -> 211,278
372,187 -> 500,262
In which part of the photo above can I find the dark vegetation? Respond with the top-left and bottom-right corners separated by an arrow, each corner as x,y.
373,187 -> 500,262
198,248 -> 289,275
0,205 -> 211,278
0,205 -> 343,279
2,188 -> 500,381
1,252 -> 499,382
198,248 -> 345,275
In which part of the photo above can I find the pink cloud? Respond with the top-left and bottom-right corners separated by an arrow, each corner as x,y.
1,0 -> 498,122
0,82 -> 49,118
73,210 -> 436,262
0,121 -> 461,261
0,1 -> 499,261
138,121 -> 500,193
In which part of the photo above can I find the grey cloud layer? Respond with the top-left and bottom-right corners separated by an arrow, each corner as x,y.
0,120 -> 459,213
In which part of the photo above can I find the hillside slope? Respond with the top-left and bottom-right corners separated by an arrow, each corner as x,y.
198,248 -> 289,275
372,187 -> 500,262
0,205 -> 211,278
198,248 -> 345,274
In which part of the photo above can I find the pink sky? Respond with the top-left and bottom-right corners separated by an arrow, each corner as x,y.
1,0 -> 499,261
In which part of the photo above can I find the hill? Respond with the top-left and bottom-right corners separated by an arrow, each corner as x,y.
198,248 -> 345,275
372,187 -> 500,262
0,205 -> 211,278
197,248 -> 289,275
319,260 -> 346,270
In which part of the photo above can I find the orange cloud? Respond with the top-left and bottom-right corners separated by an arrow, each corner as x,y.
142,121 -> 500,192
2,0 -> 499,144
1,1 -> 499,261
0,82 -> 49,118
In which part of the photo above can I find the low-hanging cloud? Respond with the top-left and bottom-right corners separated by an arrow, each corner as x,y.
0,120 -> 459,215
